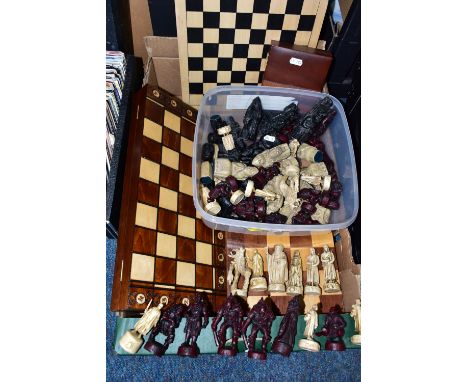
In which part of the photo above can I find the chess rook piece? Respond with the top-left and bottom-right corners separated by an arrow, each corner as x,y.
266,244 -> 289,292
144,298 -> 189,356
298,304 -> 321,352
227,247 -> 252,297
286,251 -> 303,295
118,296 -> 168,354
217,125 -> 235,151
315,305 -> 347,351
272,296 -> 300,357
304,248 -> 321,295
211,294 -> 245,356
321,245 -> 341,293
350,299 -> 361,345
242,298 -> 275,360
177,293 -> 210,357
249,250 -> 268,291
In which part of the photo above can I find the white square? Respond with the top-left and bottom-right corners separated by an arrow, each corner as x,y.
219,12 -> 236,28
203,57 -> 218,70
176,261 -> 195,286
282,14 -> 300,31
196,242 -> 213,265
232,58 -> 247,71
269,0 -> 287,14
203,28 -> 219,43
234,29 -> 251,44
188,43 -> 203,57
130,253 -> 155,282
251,13 -> 268,29
156,233 -> 177,258
187,11 -> 204,27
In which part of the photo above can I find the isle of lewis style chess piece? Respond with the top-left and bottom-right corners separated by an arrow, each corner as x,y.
249,250 -> 268,291
267,244 -> 289,292
272,296 -> 301,357
321,245 -> 341,293
227,247 -> 252,297
315,305 -> 347,351
118,296 -> 168,354
242,298 -> 275,360
350,299 -> 361,345
144,298 -> 189,356
298,304 -> 321,352
286,251 -> 303,295
211,294 -> 245,356
177,293 -> 210,357
304,248 -> 321,295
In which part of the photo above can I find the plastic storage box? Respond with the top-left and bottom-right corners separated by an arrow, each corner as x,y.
192,86 -> 358,234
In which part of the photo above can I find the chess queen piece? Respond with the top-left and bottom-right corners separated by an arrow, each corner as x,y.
315,305 -> 347,351
266,244 -> 289,292
241,298 -> 275,360
350,299 -> 361,345
177,293 -> 210,357
321,245 -> 341,293
249,250 -> 268,291
286,251 -> 303,295
304,248 -> 321,295
298,304 -> 321,352
227,247 -> 252,297
272,296 -> 300,357
144,298 -> 189,356
211,294 -> 245,356
118,296 -> 168,354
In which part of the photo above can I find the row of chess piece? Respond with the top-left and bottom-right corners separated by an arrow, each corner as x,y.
119,293 -> 361,359
228,243 -> 341,297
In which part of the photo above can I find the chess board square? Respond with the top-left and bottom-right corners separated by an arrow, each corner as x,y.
187,27 -> 204,43
178,215 -> 196,238
139,158 -> 160,184
253,0 -> 271,13
179,153 -> 192,176
236,1 -> 254,13
265,29 -> 282,44
196,264 -> 213,289
159,165 -> 179,191
231,71 -> 246,83
156,232 -> 177,258
247,44 -> 264,59
162,127 -> 181,151
217,71 -> 231,83
177,237 -> 196,262
180,137 -> 193,157
218,28 -> 235,44
262,45 -> 270,58
188,57 -> 203,71
189,94 -> 203,106
286,0 -> 304,14
269,0 -> 288,14
138,179 -> 159,207
164,110 -> 181,133
282,14 -> 301,31
290,234 -> 313,248
176,261 -> 195,287
249,29 -> 267,44
186,0 -> 203,12
179,173 -> 193,195
133,227 -> 156,255
245,71 -> 260,83
219,1 -> 236,13
233,44 -> 249,58
161,146 -> 179,170
203,82 -> 216,94
251,13 -> 269,29
145,100 -> 164,125
155,257 -> 176,284
187,11 -> 204,27
189,70 -> 203,83
203,12 -> 220,28
178,192 -> 196,217
206,0 -> 220,12
301,0 -> 319,15
218,58 -> 232,70
130,253 -> 155,282
235,13 -> 253,29
196,219 -> 212,243
159,187 -> 178,212
135,203 -> 158,230
280,30 -> 297,44
203,43 -> 219,57
196,241 -> 213,265
267,13 -> 285,29
232,58 -> 247,71
188,43 -> 203,57
266,233 -> 291,250
203,57 -> 218,70
298,15 -> 316,31
189,82 -> 203,95
234,29 -> 251,44
203,70 -> 217,83
246,58 -> 262,71
311,232 -> 334,248
143,118 -> 162,142
180,118 -> 195,140
294,31 -> 312,45
203,28 -> 219,43
219,44 -> 234,57
260,58 -> 268,71
141,136 -> 162,163
157,208 -> 178,235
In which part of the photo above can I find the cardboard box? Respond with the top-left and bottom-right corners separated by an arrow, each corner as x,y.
129,0 -> 153,59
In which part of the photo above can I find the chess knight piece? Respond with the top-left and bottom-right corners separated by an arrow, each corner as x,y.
321,245 -> 341,293
177,293 -> 210,357
266,244 -> 289,292
144,298 -> 189,356
118,296 -> 168,354
211,294 -> 245,356
241,298 -> 275,360
350,299 -> 361,345
249,250 -> 268,291
286,251 -> 303,295
227,247 -> 252,297
272,296 -> 300,357
315,305 -> 347,351
298,304 -> 321,352
304,248 -> 321,295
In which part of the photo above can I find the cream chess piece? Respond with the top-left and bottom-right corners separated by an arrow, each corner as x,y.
249,250 -> 268,291
118,296 -> 168,354
217,125 -> 235,151
213,158 -> 232,178
227,247 -> 252,297
304,248 -> 321,295
279,139 -> 301,177
298,305 -> 320,352
266,244 -> 289,292
350,299 -> 361,345
252,143 -> 291,168
311,204 -> 331,224
297,143 -> 323,163
231,162 -> 259,180
321,245 -> 341,293
278,175 -> 302,224
286,250 -> 303,295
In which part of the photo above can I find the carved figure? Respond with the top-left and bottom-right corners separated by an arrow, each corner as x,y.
227,247 -> 252,297
298,304 -> 321,352
304,248 -> 321,295
315,305 -> 347,351
286,251 -> 303,295
350,299 -> 361,345
266,244 -> 289,292
231,162 -> 259,180
321,245 -> 341,293
249,250 -> 267,291
279,139 -> 301,177
272,296 -> 300,356
252,143 -> 290,168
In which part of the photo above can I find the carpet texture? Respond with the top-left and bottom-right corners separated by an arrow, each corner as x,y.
107,239 -> 361,381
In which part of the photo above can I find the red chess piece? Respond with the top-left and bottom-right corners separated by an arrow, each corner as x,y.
315,305 -> 347,351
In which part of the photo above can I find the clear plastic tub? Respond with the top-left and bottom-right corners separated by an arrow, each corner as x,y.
192,86 -> 358,234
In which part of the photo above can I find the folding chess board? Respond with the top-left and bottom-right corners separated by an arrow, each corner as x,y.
175,0 -> 328,106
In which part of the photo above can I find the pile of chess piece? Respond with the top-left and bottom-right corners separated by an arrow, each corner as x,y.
199,96 -> 343,225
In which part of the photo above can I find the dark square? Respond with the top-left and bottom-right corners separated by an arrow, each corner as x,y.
188,57 -> 203,71
157,208 -> 177,235
203,70 -> 217,83
235,13 -> 253,29
187,28 -> 203,43
155,257 -> 176,284
218,58 -> 232,71
231,71 -> 246,83
133,227 -> 156,255
290,234 -> 313,248
196,264 -> 213,289
298,15 -> 316,31
203,43 -> 219,57
262,44 -> 271,58
159,165 -> 179,191
179,154 -> 192,176
280,30 -> 297,44
179,193 -> 196,218
145,99 -> 164,124
196,219 -> 212,243
250,29 -> 266,44
138,179 -> 159,206
141,136 -> 162,163
180,119 -> 195,140
217,82 -> 230,86
267,14 -> 285,30
162,128 -> 181,151
246,58 -> 262,71
220,0 -> 236,12
186,0 -> 203,12
218,28 -> 235,43
232,44 -> 249,58
177,237 -> 195,262
253,0 -> 271,13
286,0 -> 304,14
189,82 -> 203,95
203,12 -> 220,28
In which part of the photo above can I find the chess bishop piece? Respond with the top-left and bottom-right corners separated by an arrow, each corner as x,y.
249,250 -> 267,291
350,299 -> 361,345
227,247 -> 252,297
315,305 -> 347,351
321,245 -> 341,293
266,244 -> 289,292
286,251 -> 303,295
272,296 -> 300,357
304,248 -> 321,295
118,296 -> 168,354
298,304 -> 321,352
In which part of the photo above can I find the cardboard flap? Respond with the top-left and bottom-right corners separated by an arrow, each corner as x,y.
144,36 -> 179,58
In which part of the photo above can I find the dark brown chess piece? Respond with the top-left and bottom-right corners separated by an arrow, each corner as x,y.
315,305 -> 347,351
241,298 -> 275,360
177,293 -> 210,357
271,296 -> 300,357
211,294 -> 245,356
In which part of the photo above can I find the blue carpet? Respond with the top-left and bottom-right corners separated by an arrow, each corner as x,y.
107,239 -> 361,381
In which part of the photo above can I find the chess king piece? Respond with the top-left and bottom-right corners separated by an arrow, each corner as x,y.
304,248 -> 321,295
298,304 -> 321,352
350,299 -> 361,345
272,296 -> 301,357
227,247 -> 252,297
315,305 -> 347,351
266,244 -> 289,292
177,293 -> 210,357
144,298 -> 189,356
211,294 -> 245,356
241,298 -> 275,360
286,251 -> 303,295
249,250 -> 268,291
118,296 -> 168,354
321,245 -> 341,293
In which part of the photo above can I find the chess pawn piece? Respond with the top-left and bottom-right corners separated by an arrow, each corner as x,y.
304,248 -> 321,295
272,296 -> 300,357
315,305 -> 347,351
298,304 -> 321,352
227,247 -> 252,297
266,244 -> 289,292
217,125 -> 235,151
118,296 -> 168,354
286,251 -> 303,295
350,299 -> 361,345
321,245 -> 341,293
249,250 -> 268,292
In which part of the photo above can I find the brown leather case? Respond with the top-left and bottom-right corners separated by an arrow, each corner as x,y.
262,41 -> 333,92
